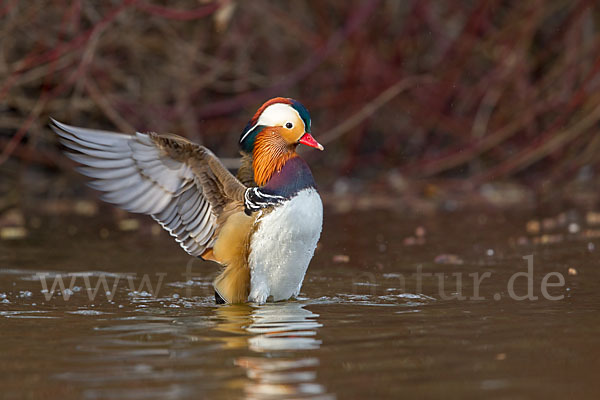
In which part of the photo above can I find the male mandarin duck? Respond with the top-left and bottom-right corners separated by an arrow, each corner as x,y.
50,97 -> 324,304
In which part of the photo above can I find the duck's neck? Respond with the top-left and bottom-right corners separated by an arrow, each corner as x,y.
252,129 -> 298,187
262,157 -> 316,198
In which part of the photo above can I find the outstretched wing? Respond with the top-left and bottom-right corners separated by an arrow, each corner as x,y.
50,119 -> 247,259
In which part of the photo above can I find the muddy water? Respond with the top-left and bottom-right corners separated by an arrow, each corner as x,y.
1,209 -> 599,399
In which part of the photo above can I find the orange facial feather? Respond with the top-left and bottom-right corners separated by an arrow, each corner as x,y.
253,128 -> 297,186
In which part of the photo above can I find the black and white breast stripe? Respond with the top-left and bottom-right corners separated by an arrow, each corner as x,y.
244,187 -> 286,215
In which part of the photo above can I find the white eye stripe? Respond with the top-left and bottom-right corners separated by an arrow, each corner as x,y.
240,103 -> 305,143
240,124 -> 259,143
257,103 -> 301,127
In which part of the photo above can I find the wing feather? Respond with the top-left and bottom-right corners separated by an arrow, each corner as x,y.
50,118 -> 246,258
59,139 -> 131,159
76,165 -> 139,180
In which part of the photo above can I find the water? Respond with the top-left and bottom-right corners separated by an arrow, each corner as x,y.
1,209 -> 599,399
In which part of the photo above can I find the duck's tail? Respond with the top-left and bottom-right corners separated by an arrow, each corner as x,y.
213,262 -> 250,304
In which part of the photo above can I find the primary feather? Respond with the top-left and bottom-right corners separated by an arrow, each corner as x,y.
50,118 -> 246,258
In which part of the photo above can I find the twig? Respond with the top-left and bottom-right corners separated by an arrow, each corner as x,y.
475,93 -> 600,182
135,1 -> 220,21
84,78 -> 136,133
319,76 -> 431,145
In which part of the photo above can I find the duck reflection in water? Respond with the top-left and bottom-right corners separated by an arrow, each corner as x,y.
214,302 -> 332,399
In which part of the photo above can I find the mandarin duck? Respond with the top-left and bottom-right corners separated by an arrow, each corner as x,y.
51,97 -> 324,304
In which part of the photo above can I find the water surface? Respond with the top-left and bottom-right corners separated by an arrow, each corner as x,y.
1,210 -> 599,399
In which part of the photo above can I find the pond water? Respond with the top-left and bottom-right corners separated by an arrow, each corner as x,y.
1,209 -> 599,399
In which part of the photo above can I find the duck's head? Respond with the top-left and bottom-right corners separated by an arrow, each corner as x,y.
239,97 -> 323,154
239,98 -> 323,186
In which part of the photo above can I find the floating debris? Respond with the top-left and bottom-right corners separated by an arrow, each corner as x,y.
0,226 -> 27,240
586,211 -> 600,225
568,268 -> 578,276
332,254 -> 350,263
74,200 -> 98,217
0,209 -> 27,240
495,353 -> 507,361
526,220 -> 540,234
532,234 -> 563,245
516,236 -> 529,245
434,254 -> 464,265
480,182 -> 532,207
403,236 -> 425,246
567,223 -> 580,234
118,218 -> 140,232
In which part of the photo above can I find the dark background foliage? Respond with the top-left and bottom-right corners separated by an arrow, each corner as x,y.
2,0 -> 600,208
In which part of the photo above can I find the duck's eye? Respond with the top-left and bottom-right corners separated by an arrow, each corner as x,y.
285,122 -> 293,129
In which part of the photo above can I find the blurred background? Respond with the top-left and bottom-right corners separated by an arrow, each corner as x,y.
5,3 -> 600,398
2,0 -> 600,227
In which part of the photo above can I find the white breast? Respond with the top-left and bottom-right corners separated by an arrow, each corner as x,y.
248,188 -> 323,303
